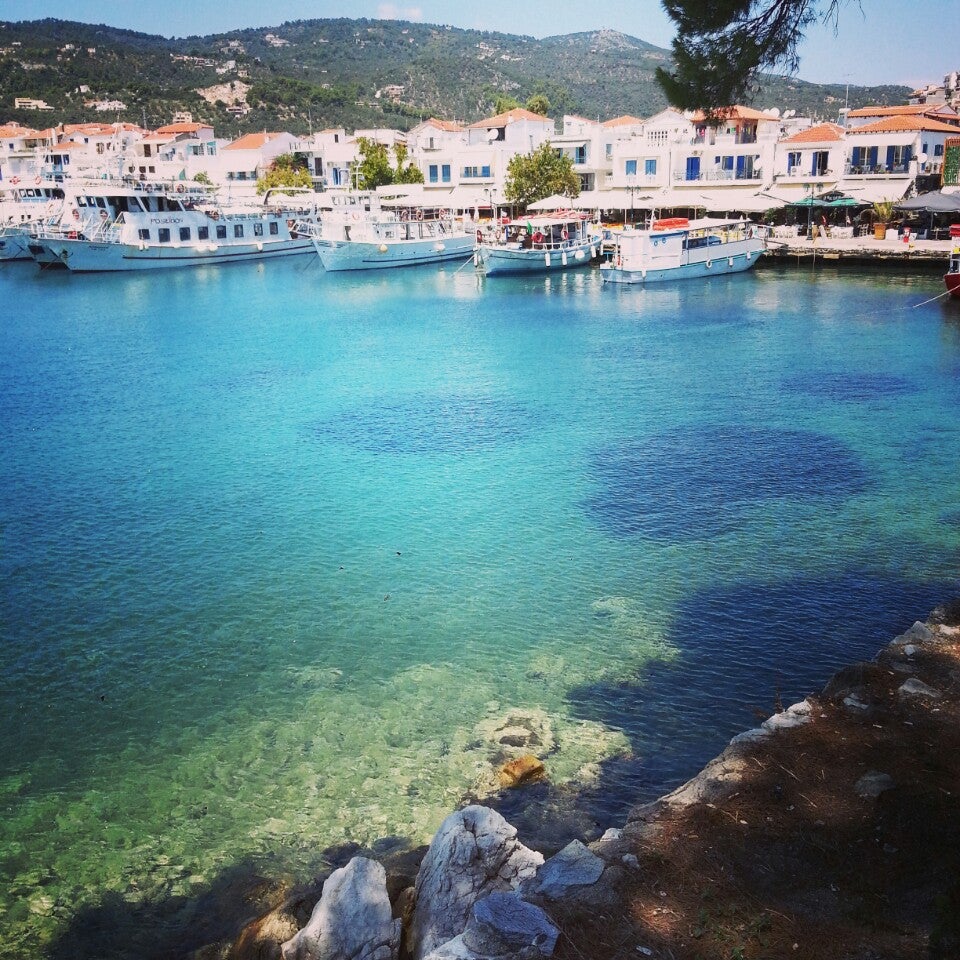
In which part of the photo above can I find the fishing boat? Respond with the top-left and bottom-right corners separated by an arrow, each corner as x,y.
0,181 -> 65,261
947,248 -> 960,299
600,217 -> 766,285
474,213 -> 599,276
313,208 -> 473,271
30,180 -> 319,272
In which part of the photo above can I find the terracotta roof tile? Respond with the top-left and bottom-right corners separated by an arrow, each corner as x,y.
848,116 -> 960,134
224,131 -> 286,150
602,115 -> 644,128
467,107 -> 550,129
782,122 -> 846,144
847,104 -> 958,118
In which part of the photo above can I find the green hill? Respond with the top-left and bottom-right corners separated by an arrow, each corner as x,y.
0,17 -> 911,133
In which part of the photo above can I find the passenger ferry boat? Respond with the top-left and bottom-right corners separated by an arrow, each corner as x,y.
600,217 -> 766,285
312,208 -> 473,271
0,181 -> 65,261
474,214 -> 598,276
947,248 -> 960,300
30,180 -> 319,272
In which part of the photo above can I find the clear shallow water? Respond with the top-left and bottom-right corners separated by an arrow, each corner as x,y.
1,257 -> 959,956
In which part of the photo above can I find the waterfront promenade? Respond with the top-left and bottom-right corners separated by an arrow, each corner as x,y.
765,233 -> 957,265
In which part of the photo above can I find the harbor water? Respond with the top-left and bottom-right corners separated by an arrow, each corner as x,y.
1,256 -> 958,956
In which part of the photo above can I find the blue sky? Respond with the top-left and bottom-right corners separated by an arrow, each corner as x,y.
1,0 -> 955,88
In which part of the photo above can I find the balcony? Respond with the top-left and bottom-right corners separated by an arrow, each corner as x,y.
843,163 -> 913,176
673,169 -> 763,183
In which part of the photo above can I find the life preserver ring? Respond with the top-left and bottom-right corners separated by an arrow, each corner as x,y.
72,209 -> 80,220
176,184 -> 185,193
560,228 -> 569,240
210,210 -> 219,221
35,177 -> 41,185
100,209 -> 109,220
416,209 -> 423,221
351,212 -> 359,221
495,228 -> 503,242
145,184 -> 153,193
67,231 -> 78,240
439,209 -> 448,219
286,219 -> 295,230
532,232 -> 544,244
476,228 -> 483,244
705,259 -> 712,269
10,177 -> 19,185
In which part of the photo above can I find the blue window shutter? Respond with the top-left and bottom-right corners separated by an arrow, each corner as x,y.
886,145 -> 895,168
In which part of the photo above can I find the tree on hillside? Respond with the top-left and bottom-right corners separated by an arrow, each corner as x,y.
493,94 -> 521,115
656,0 -> 847,112
503,143 -> 580,210
256,153 -> 313,195
525,94 -> 550,116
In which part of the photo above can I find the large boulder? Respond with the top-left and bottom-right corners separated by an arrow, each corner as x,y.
423,892 -> 559,960
520,840 -> 604,902
281,857 -> 400,960
408,806 -> 544,960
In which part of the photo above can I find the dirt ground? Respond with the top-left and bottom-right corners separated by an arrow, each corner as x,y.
551,605 -> 960,960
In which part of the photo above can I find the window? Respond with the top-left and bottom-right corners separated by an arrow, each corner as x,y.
441,164 -> 451,183
788,151 -> 801,170
198,226 -> 209,240
216,225 -> 227,240
138,228 -> 150,241
625,159 -> 637,176
158,228 -> 170,243
234,224 -> 244,238
428,164 -> 438,183
935,143 -> 944,157
605,143 -> 612,159
644,158 -> 656,176
481,165 -> 490,177
254,222 -> 263,237
269,221 -> 278,235
179,227 -> 190,241
575,145 -> 586,164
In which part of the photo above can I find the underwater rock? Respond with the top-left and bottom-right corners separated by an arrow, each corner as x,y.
281,857 -> 399,960
408,806 -> 543,960
497,756 -> 546,789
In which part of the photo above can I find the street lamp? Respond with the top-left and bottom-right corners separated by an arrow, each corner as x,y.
626,174 -> 637,227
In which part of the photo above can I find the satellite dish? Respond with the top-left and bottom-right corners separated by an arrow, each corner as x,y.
918,152 -> 928,164
486,129 -> 498,141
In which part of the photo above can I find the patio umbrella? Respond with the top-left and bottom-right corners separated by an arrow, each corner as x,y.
894,191 -> 960,213
528,193 -> 573,211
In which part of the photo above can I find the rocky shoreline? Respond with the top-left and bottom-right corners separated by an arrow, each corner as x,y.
209,602 -> 960,960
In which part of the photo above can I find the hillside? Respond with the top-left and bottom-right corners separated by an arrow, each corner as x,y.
0,17 -> 911,133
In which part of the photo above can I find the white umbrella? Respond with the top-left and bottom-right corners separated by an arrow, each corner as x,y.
528,193 -> 573,211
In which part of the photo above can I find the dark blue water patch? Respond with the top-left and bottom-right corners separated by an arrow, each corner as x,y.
309,395 -> 539,455
565,571 -> 956,818
585,424 -> 872,540
783,371 -> 918,403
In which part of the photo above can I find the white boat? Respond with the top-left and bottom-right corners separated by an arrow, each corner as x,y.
600,217 -> 766,285
0,181 -> 65,261
474,214 -> 599,276
31,180 -> 319,272
314,209 -> 474,271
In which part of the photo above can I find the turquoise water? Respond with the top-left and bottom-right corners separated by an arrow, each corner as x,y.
1,256 -> 959,957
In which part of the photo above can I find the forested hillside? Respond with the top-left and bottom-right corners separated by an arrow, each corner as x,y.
0,17 -> 911,132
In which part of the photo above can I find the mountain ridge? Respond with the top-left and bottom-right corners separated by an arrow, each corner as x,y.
0,17 -> 911,134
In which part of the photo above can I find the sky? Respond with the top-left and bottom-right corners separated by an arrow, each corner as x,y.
1,0 -> 955,89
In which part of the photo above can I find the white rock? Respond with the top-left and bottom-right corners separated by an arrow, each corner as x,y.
903,644 -> 918,657
898,678 -> 941,699
281,857 -> 400,960
896,622 -> 934,645
521,840 -> 605,901
599,828 -> 622,843
855,771 -> 894,799
729,727 -> 771,746
842,694 -> 869,711
409,806 -> 543,960
762,700 -> 813,733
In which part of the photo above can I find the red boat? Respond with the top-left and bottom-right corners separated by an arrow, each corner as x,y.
947,249 -> 960,299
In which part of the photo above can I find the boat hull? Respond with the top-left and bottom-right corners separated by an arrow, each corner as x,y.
36,237 -> 315,272
0,229 -> 31,262
316,235 -> 474,271
946,271 -> 960,299
476,238 -> 597,276
601,240 -> 765,284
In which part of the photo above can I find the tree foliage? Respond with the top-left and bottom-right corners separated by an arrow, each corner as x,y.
255,157 -> 313,195
656,0 -> 846,113
525,94 -> 550,116
354,137 -> 395,189
493,94 -> 521,115
503,143 -> 580,210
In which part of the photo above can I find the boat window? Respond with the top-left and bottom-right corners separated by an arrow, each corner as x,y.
234,224 -> 244,238
179,227 -> 190,242
216,225 -> 227,240
269,222 -> 278,235
158,228 -> 170,243
254,222 -> 263,237
77,196 -> 88,207
198,226 -> 209,240
95,197 -> 106,208
138,229 -> 150,241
